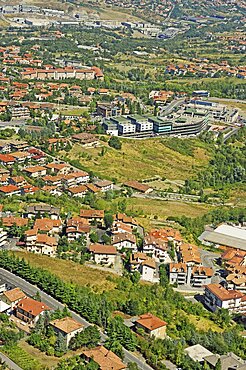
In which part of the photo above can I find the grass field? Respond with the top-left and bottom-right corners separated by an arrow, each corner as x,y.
13,251 -> 118,293
185,314 -> 223,333
65,138 -> 210,182
126,198 -> 212,230
3,345 -> 44,370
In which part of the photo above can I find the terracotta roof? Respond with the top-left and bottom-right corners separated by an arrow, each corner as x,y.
3,288 -> 26,303
80,209 -> 104,218
36,234 -> 57,246
136,313 -> 167,331
112,232 -> 136,244
50,316 -> 83,334
142,258 -> 156,269
0,154 -> 15,163
17,297 -> 50,317
24,166 -> 46,173
83,346 -> 126,370
2,216 -> 28,227
89,243 -> 117,255
205,284 -> 245,301
124,180 -> 152,193
68,185 -> 87,195
0,185 -> 19,194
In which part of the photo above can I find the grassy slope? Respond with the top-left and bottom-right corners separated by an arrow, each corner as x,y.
65,138 -> 210,182
14,251 -> 118,293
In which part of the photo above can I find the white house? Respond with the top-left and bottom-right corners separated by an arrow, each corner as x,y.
89,243 -> 117,266
50,316 -> 84,346
112,232 -> 137,252
204,283 -> 246,313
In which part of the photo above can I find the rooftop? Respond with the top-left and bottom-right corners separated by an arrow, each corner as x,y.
136,313 -> 167,331
50,316 -> 83,334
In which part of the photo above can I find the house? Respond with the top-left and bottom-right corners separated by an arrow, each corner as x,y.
26,234 -> 58,256
0,185 -> 21,196
80,209 -> 104,225
2,287 -> 26,311
71,133 -> 99,147
204,283 -> 246,313
24,165 -> 47,178
2,216 -> 28,228
179,243 -> 201,265
169,263 -> 213,287
72,171 -> 90,184
112,222 -> 133,235
124,180 -> 153,194
33,218 -> 62,234
129,252 -> 149,272
204,352 -> 246,369
114,213 -> 138,228
143,234 -> 170,263
82,345 -> 126,370
67,185 -> 88,198
184,344 -> 214,363
45,162 -> 70,175
112,232 -> 137,252
16,297 -> 51,325
140,258 -> 158,283
25,205 -> 60,220
9,176 -> 27,187
89,243 -> 117,266
11,151 -> 31,163
66,217 -> 90,242
94,180 -> 113,192
50,316 -> 84,346
0,154 -> 15,166
135,313 -> 167,339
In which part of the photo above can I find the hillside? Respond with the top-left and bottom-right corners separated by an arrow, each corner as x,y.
62,138 -> 211,182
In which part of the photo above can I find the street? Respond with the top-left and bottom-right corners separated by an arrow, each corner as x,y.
0,268 -> 154,370
0,351 -> 22,370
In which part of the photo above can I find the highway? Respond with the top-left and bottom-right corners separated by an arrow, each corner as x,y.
0,268 -> 154,370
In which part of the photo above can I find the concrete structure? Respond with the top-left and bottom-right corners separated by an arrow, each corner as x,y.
169,263 -> 213,287
0,228 -> 7,247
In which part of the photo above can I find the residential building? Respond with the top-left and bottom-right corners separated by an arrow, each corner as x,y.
0,184 -> 21,196
16,297 -> 51,325
67,185 -> 88,198
2,287 -> 26,311
24,165 -> 47,178
89,243 -> 117,266
112,232 -> 137,252
184,344 -> 214,364
82,346 -> 126,370
143,234 -> 170,263
94,180 -> 113,192
71,133 -> 99,147
140,258 -> 158,283
124,180 -> 153,194
2,216 -> 28,228
204,352 -> 246,369
50,316 -> 84,346
135,313 -> 167,339
204,283 -> 246,313
26,234 -> 58,256
169,263 -> 213,287
25,205 -> 60,220
80,209 -> 104,225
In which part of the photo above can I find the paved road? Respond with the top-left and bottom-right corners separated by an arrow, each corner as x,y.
0,269 -> 153,370
0,351 -> 23,370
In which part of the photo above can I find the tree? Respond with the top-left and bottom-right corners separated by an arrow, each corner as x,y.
215,359 -> 222,370
108,136 -> 122,150
104,213 -> 114,229
55,332 -> 67,357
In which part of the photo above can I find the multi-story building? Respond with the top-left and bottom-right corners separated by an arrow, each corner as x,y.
204,283 -> 246,313
16,297 -> 51,325
169,263 -> 213,287
89,243 -> 117,266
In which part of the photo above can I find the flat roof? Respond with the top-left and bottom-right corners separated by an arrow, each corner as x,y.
204,225 -> 246,251
185,344 -> 214,362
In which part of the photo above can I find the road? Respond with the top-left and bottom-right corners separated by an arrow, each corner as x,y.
0,269 -> 153,370
0,351 -> 23,370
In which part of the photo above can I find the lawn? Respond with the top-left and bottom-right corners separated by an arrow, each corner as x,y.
65,138 -> 210,182
185,314 -> 223,333
13,251 -> 118,293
